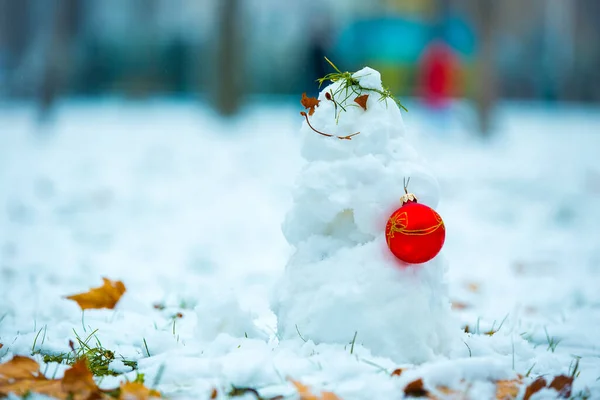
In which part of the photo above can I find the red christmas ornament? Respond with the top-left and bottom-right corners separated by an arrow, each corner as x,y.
385,188 -> 445,264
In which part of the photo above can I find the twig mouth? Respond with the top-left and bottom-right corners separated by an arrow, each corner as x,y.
300,112 -> 360,140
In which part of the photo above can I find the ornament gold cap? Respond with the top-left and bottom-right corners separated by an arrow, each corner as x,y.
400,192 -> 418,205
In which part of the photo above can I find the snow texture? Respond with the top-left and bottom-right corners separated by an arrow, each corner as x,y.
273,67 -> 462,363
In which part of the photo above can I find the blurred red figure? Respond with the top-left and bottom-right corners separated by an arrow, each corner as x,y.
419,41 -> 459,108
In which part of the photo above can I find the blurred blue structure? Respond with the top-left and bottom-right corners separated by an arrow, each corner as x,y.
335,15 -> 475,65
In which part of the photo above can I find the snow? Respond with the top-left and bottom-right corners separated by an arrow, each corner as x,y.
274,70 -> 459,364
352,67 -> 383,91
0,98 -> 600,399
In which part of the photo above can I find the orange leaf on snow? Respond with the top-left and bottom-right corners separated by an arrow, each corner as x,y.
210,387 -> 218,399
0,356 -> 101,399
290,379 -> 341,400
391,368 -> 404,377
301,93 -> 320,116
466,282 -> 480,292
0,355 -> 160,400
66,277 -> 126,310
495,379 -> 521,399
451,301 -> 470,310
523,377 -> 546,400
290,379 -> 318,400
119,382 -> 161,400
404,378 -> 429,398
354,94 -> 369,110
434,386 -> 460,398
61,358 -> 102,398
548,375 -> 573,398
321,392 -> 341,400
0,355 -> 40,380
0,356 -> 62,398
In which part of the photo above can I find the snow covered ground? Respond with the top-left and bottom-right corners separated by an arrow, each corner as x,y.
1,99 -> 599,399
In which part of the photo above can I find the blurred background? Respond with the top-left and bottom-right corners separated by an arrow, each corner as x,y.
1,0 -> 600,133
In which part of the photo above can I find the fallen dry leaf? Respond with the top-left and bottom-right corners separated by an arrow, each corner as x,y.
523,377 -> 546,400
301,93 -> 320,116
0,343 -> 3,350
466,282 -> 480,293
451,301 -> 470,310
61,358 -> 102,398
119,382 -> 161,400
321,392 -> 341,400
354,94 -> 369,110
391,368 -> 404,377
404,378 -> 429,398
548,375 -> 573,398
0,355 -> 161,399
66,277 -> 126,310
495,379 -> 521,399
0,356 -> 110,399
290,379 -> 318,400
210,387 -> 218,399
434,386 -> 460,399
0,355 -> 40,380
0,355 -> 61,398
290,379 -> 341,400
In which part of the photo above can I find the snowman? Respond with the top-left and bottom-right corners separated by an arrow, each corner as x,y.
272,62 -> 460,363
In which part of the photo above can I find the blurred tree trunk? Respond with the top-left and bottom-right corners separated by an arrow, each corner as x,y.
213,0 -> 243,116
0,0 -> 31,97
472,0 -> 497,137
39,0 -> 80,117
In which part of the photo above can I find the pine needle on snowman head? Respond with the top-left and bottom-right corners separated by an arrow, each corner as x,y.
317,57 -> 408,113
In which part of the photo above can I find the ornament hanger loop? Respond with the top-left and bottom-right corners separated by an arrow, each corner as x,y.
403,177 -> 410,194
400,176 -> 418,204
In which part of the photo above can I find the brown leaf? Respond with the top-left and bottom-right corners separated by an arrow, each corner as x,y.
289,379 -> 341,400
61,358 -> 102,399
321,392 -> 341,400
0,344 -> 3,349
301,93 -> 320,116
290,379 -> 318,400
0,355 -> 41,380
210,387 -> 218,399
119,382 -> 161,400
66,278 -> 126,310
354,94 -> 369,110
0,378 -> 63,399
0,355 -> 152,400
523,377 -> 547,400
451,301 -> 470,310
495,379 -> 521,399
434,386 -> 460,399
466,282 -> 480,292
0,356 -> 66,399
391,368 -> 404,377
548,375 -> 573,398
404,378 -> 429,398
